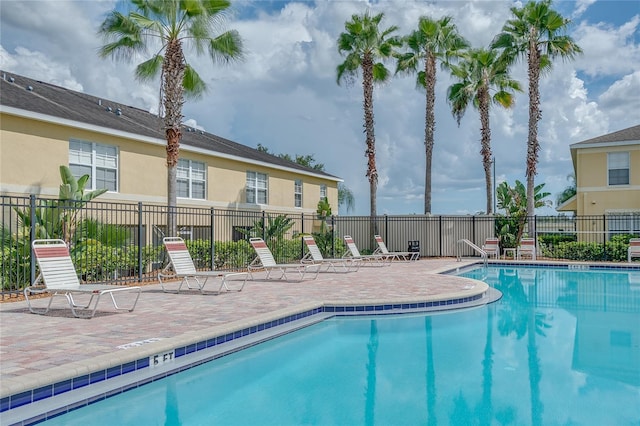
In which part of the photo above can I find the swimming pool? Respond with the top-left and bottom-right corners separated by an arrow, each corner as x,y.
35,266 -> 640,425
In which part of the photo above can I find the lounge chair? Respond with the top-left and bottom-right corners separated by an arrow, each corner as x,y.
159,237 -> 249,294
249,237 -> 320,280
374,235 -> 420,261
302,235 -> 360,272
342,235 -> 392,266
517,237 -> 537,260
629,238 -> 640,262
25,239 -> 141,318
482,237 -> 500,259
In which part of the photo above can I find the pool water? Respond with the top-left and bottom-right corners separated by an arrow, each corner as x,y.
41,266 -> 640,425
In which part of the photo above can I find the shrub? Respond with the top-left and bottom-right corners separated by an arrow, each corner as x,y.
550,238 -> 631,262
212,240 -> 254,270
1,244 -> 31,290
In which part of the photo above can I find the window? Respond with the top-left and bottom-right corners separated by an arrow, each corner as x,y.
608,152 -> 629,185
294,179 -> 303,208
246,171 -> 268,204
320,184 -> 327,200
177,159 -> 206,199
232,226 -> 252,242
69,140 -> 118,191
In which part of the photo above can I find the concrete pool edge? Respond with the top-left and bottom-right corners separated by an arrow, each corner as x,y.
1,279 -> 492,425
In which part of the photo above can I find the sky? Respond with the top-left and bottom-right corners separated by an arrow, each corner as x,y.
1,0 -> 639,216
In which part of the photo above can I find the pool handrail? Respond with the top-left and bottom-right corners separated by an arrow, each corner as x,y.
457,239 -> 487,266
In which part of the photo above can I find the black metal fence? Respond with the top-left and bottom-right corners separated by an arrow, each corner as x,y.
1,195 -> 639,298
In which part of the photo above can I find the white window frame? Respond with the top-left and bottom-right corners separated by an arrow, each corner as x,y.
246,171 -> 268,204
294,179 -> 303,208
320,184 -> 327,201
608,152 -> 630,186
177,159 -> 206,199
69,139 -> 118,191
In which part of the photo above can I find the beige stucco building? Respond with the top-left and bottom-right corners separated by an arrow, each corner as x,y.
0,71 -> 341,215
557,125 -> 640,237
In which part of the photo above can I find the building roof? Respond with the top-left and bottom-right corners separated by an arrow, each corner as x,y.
570,124 -> 640,148
568,124 -> 640,181
0,71 -> 340,181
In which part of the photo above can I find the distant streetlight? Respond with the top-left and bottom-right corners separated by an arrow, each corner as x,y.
492,157 -> 496,214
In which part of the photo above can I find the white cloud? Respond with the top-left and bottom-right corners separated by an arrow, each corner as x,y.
598,70 -> 640,125
573,15 -> 640,77
572,0 -> 597,18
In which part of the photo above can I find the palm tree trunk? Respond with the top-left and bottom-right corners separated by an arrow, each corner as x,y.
362,54 -> 378,237
424,54 -> 437,214
163,39 -> 186,237
479,86 -> 492,214
526,34 -> 541,235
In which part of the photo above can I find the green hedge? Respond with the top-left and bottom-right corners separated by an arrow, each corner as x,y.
547,234 -> 637,262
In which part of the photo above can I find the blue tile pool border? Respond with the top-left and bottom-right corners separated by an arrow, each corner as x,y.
445,261 -> 640,276
2,292 -> 489,425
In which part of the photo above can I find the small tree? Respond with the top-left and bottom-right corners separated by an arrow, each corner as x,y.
313,198 -> 336,257
556,173 -> 576,206
496,180 -> 550,247
15,166 -> 107,244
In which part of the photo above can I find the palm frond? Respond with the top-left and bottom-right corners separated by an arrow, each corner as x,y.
135,55 -> 164,82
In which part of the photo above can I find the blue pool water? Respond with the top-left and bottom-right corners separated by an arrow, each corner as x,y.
41,266 -> 640,425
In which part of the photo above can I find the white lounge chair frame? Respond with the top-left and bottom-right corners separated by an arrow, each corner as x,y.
373,235 -> 420,261
25,239 -> 141,319
302,235 -> 360,272
482,237 -> 500,259
629,238 -> 640,262
517,238 -> 537,260
342,235 -> 392,266
249,237 -> 320,280
159,237 -> 249,294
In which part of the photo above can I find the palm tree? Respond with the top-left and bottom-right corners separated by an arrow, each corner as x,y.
336,11 -> 401,222
496,179 -> 551,246
338,182 -> 355,214
556,173 -> 576,206
396,16 -> 469,214
98,0 -> 243,236
492,0 -> 581,228
447,47 -> 522,214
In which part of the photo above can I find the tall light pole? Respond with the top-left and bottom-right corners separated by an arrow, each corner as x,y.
492,156 -> 496,214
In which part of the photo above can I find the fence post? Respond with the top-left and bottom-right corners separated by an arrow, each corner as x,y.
603,214 -> 607,260
300,212 -> 305,259
210,208 -> 215,270
262,210 -> 267,241
439,215 -> 443,257
330,215 -> 336,258
137,202 -> 143,282
472,215 -> 476,245
384,214 -> 388,246
29,194 -> 36,285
